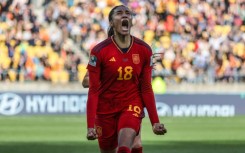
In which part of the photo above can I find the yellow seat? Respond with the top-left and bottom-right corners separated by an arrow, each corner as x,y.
160,36 -> 171,49
18,71 -> 25,82
77,64 -> 87,82
78,64 -> 86,72
59,70 -> 69,84
50,71 -> 59,83
8,70 -> 17,82
78,71 -> 87,83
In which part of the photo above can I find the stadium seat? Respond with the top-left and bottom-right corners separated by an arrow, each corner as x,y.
59,70 -> 69,84
50,71 -> 59,83
8,69 -> 17,82
77,64 -> 87,83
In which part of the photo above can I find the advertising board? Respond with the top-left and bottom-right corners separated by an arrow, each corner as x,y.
0,92 -> 244,117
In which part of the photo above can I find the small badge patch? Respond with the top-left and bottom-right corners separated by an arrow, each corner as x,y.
132,54 -> 140,64
88,55 -> 97,67
96,126 -> 102,137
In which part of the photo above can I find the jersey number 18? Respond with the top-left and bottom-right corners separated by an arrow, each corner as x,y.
117,66 -> 133,80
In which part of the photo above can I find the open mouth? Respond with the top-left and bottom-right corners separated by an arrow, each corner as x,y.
121,19 -> 129,31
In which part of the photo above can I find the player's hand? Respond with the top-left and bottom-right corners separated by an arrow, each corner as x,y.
152,123 -> 167,135
87,128 -> 98,140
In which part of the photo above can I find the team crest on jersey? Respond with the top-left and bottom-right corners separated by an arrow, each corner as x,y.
96,126 -> 102,137
132,54 -> 140,64
88,55 -> 97,67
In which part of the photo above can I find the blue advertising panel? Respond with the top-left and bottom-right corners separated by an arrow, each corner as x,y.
0,92 -> 244,116
0,92 -> 88,116
154,94 -> 245,117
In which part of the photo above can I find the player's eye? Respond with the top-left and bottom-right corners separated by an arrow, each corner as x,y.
116,11 -> 123,15
125,11 -> 131,15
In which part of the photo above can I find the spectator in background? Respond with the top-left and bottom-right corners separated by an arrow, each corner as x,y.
0,0 -> 244,85
152,75 -> 167,94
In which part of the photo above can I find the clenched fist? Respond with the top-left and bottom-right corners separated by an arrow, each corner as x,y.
87,128 -> 98,140
152,123 -> 167,135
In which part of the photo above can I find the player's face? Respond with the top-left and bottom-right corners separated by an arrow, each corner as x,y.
111,6 -> 132,36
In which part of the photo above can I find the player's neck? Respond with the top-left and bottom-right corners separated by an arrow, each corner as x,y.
113,34 -> 131,49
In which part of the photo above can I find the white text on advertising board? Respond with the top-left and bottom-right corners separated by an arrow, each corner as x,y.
156,102 -> 235,117
25,95 -> 87,113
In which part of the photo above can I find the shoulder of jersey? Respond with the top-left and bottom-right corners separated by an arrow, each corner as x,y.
133,36 -> 152,52
92,37 -> 112,53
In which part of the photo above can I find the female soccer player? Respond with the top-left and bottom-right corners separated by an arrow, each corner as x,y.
86,5 -> 167,153
83,72 -> 143,153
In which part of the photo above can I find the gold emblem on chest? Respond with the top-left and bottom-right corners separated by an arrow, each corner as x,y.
132,54 -> 140,64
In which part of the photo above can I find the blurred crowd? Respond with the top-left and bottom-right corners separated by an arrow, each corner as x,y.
0,0 -> 244,84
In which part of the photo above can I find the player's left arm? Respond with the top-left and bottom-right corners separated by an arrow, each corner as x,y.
139,47 -> 167,135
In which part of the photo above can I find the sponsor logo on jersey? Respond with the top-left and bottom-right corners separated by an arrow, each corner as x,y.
132,54 -> 140,64
88,55 -> 97,67
109,57 -> 116,62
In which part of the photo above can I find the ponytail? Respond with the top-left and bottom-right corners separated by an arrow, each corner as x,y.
107,26 -> 114,37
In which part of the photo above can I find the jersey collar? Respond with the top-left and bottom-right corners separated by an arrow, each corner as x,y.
111,35 -> 134,54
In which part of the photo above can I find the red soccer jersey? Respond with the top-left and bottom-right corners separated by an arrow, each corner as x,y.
86,36 -> 159,128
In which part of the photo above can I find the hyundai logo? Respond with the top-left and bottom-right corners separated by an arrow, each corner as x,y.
156,102 -> 172,116
0,93 -> 24,115
144,102 -> 172,117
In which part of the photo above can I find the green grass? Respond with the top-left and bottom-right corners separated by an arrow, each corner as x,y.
0,115 -> 244,153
